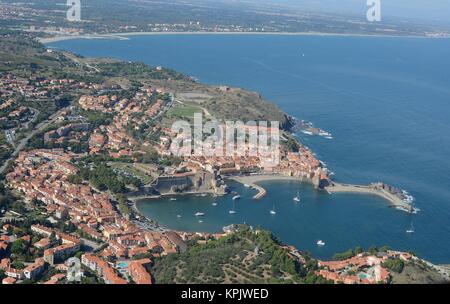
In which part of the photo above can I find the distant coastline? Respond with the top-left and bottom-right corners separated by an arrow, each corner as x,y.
38,31 -> 450,44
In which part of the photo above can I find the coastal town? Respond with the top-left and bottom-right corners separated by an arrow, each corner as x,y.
1,30 -> 448,285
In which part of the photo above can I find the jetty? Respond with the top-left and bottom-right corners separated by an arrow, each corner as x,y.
228,175 -> 303,200
326,182 -> 414,212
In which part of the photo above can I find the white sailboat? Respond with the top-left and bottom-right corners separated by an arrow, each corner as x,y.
229,200 -> 237,214
194,212 -> 205,217
232,194 -> 241,200
293,191 -> 300,202
270,204 -> 276,215
177,214 -> 182,218
317,240 -> 325,246
406,221 -> 415,234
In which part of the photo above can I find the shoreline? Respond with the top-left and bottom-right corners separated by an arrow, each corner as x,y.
128,189 -> 219,202
129,174 -> 414,212
38,31 -> 450,44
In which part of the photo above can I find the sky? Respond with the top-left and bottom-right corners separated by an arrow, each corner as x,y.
258,0 -> 450,25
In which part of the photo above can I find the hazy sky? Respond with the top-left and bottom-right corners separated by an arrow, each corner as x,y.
260,0 -> 450,25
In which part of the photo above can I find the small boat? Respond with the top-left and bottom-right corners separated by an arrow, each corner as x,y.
293,191 -> 300,202
198,220 -> 203,223
201,193 -> 207,197
317,240 -> 325,246
244,184 -> 250,188
302,130 -> 313,135
232,195 -> 241,200
270,204 -> 276,215
170,198 -> 177,201
194,212 -> 205,217
325,136 -> 333,140
177,215 -> 182,218
212,202 -> 218,206
406,222 -> 415,234
229,201 -> 237,214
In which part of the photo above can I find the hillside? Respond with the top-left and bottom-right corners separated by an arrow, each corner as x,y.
390,261 -> 449,284
151,225 -> 327,284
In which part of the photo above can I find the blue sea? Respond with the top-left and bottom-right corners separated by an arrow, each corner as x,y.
48,34 -> 450,263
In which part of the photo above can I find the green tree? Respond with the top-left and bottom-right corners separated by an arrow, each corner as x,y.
11,239 -> 28,255
382,258 -> 404,273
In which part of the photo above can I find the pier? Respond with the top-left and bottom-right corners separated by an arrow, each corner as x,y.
251,184 -> 267,200
228,175 -> 303,200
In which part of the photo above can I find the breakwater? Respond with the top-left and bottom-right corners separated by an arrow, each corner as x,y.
228,175 -> 304,199
326,183 -> 413,212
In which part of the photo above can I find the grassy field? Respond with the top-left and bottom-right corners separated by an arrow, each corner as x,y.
109,162 -> 153,185
167,103 -> 204,120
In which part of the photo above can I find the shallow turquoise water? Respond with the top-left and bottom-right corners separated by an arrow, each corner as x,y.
49,35 -> 450,263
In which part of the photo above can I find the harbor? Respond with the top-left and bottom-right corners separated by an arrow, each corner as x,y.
227,175 -> 414,213
135,178 -> 426,262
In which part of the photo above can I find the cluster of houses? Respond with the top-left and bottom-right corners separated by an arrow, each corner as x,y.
78,87 -> 166,159
0,223 -> 74,285
158,139 -> 329,189
0,73 -> 96,100
76,86 -> 329,189
44,123 -> 91,145
3,148 -> 192,284
316,251 -> 413,284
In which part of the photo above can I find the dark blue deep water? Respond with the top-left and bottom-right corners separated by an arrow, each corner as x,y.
48,35 -> 450,263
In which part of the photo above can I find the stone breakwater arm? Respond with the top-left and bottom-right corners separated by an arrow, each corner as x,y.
252,184 -> 267,200
228,175 -> 303,200
326,183 -> 413,212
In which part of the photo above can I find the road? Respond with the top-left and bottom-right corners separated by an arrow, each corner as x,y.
63,52 -> 100,73
0,107 -> 69,175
